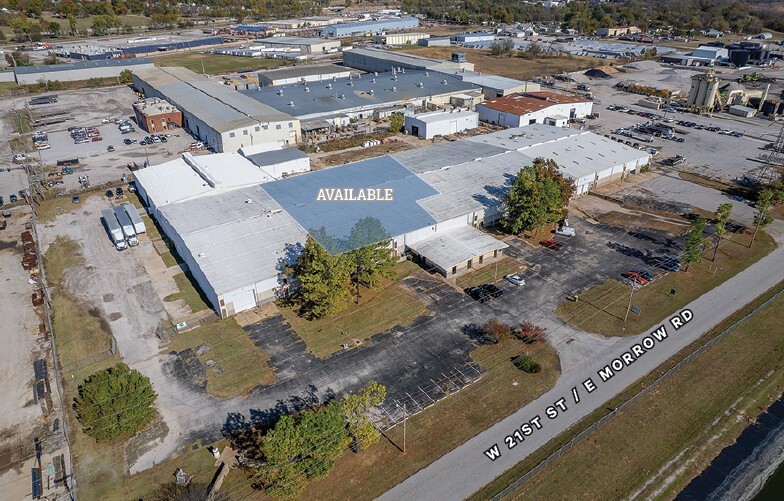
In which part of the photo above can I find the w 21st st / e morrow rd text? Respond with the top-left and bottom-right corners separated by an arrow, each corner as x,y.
484,309 -> 694,461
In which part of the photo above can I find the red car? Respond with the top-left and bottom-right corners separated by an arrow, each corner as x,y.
91,136 -> 103,142
540,239 -> 563,251
622,271 -> 647,285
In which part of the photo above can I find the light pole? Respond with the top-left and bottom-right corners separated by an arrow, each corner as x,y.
623,281 -> 635,323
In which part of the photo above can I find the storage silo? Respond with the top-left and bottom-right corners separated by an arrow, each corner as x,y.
704,77 -> 719,108
687,75 -> 700,105
695,77 -> 709,107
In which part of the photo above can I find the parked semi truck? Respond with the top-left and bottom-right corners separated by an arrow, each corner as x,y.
121,203 -> 146,235
102,209 -> 128,251
113,205 -> 138,247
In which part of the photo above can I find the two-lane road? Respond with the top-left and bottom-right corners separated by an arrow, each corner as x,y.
380,225 -> 784,501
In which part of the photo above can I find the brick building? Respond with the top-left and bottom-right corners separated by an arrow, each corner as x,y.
133,98 -> 183,133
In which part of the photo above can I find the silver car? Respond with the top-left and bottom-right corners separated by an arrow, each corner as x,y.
504,274 -> 526,286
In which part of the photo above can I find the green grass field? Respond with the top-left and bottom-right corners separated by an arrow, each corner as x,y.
153,52 -> 288,75
503,281 -> 784,499
166,318 -> 275,397
556,230 -> 776,335
163,271 -> 210,313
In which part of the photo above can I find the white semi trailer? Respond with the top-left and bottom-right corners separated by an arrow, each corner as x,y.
113,205 -> 138,247
102,209 -> 128,251
121,203 -> 146,234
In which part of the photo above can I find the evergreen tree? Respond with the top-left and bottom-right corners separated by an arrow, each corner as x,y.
712,202 -> 733,260
683,217 -> 707,270
752,188 -> 774,246
73,363 -> 157,441
291,236 -> 352,319
502,158 -> 569,235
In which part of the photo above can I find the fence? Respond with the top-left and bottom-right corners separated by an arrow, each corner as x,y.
492,286 -> 784,500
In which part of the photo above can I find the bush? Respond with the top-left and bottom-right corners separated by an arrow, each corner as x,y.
513,354 -> 541,373
87,77 -> 103,87
514,321 -> 546,344
483,318 -> 511,344
74,363 -> 157,441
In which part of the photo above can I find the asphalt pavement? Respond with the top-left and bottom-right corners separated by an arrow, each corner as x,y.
379,222 -> 784,501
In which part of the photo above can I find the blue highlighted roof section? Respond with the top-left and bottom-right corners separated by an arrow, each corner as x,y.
261,156 -> 438,254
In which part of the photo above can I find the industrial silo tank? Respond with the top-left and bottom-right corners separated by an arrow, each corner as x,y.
704,78 -> 720,108
696,78 -> 709,107
729,50 -> 751,67
687,77 -> 700,105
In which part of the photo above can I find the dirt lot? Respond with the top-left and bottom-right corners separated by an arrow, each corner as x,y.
396,45 -> 600,80
0,206 -> 71,501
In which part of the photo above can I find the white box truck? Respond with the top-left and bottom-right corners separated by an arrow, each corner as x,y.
113,205 -> 138,247
122,203 -> 146,234
102,209 -> 128,251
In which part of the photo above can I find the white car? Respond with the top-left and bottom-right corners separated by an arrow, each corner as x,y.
555,226 -> 576,237
504,274 -> 526,286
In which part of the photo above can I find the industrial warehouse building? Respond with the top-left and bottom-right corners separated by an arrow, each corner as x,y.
132,66 -> 299,152
13,58 -> 154,84
257,64 -> 355,87
239,69 -> 479,124
135,124 -> 649,317
375,33 -> 430,45
343,47 -> 474,73
256,36 -> 341,54
404,109 -> 479,139
321,17 -> 420,37
476,92 -> 593,127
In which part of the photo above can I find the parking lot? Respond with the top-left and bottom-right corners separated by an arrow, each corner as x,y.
565,62 -> 784,183
0,87 -> 197,195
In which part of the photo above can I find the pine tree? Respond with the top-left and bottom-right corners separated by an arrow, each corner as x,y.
683,217 -> 707,270
291,236 -> 352,319
712,202 -> 733,260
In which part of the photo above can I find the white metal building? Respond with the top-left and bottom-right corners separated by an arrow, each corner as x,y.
132,66 -> 299,152
404,109 -> 479,139
257,37 -> 341,54
476,92 -> 593,127
13,58 -> 154,84
257,64 -> 354,87
375,33 -> 430,45
140,124 -> 649,317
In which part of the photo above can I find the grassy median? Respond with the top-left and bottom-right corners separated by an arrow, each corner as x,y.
557,230 -> 776,335
474,280 -> 784,500
279,261 -> 428,358
165,318 -> 275,398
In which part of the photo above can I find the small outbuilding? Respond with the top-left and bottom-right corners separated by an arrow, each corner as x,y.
404,109 -> 478,139
728,105 -> 757,118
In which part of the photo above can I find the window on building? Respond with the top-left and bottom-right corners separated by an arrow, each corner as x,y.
263,125 -> 269,130
243,129 -> 248,135
229,132 -> 235,138
255,126 -> 260,132
529,119 -> 537,125
276,124 -> 282,130
288,122 -> 293,128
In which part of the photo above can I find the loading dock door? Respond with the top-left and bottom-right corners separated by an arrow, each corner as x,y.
227,289 -> 256,315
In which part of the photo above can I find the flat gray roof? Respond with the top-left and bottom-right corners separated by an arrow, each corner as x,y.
258,64 -> 353,81
159,186 -> 308,296
246,147 -> 308,167
239,69 -> 478,120
261,36 -> 338,46
344,47 -> 448,68
134,67 -> 295,132
407,225 -> 508,271
393,140 -> 507,174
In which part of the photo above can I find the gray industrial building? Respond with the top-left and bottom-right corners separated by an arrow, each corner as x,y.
13,58 -> 154,84
343,47 -> 474,73
257,64 -> 355,87
136,124 -> 650,317
132,66 -> 299,152
239,69 -> 479,123
321,17 -> 420,37
256,36 -> 341,54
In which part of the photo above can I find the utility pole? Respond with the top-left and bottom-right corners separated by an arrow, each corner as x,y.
623,282 -> 635,323
493,241 -> 500,280
402,403 -> 407,454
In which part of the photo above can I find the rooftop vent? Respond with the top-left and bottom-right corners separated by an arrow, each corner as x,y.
304,86 -> 310,92
245,198 -> 253,204
441,80 -> 448,85
278,89 -> 284,96
374,71 -> 378,76
369,89 -> 374,95
392,75 -> 397,81
327,83 -> 332,89
417,82 -> 423,88
198,252 -> 207,258
372,78 -> 376,84
289,100 -> 295,106
425,71 -> 429,77
392,86 -> 397,92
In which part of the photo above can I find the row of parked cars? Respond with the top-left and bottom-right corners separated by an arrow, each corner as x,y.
676,120 -> 744,137
69,126 -> 102,145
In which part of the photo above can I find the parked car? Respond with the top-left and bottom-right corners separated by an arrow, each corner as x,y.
107,145 -> 115,152
622,271 -> 647,285
636,270 -> 655,281
653,255 -> 682,272
540,238 -> 563,251
106,189 -> 114,199
465,286 -> 491,303
123,139 -> 133,145
115,187 -> 124,197
91,136 -> 103,142
72,195 -> 80,204
9,194 -> 17,203
555,226 -> 576,237
504,274 -> 526,286
480,283 -> 504,298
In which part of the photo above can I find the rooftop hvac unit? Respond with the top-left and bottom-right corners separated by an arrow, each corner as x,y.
278,89 -> 284,96
245,198 -> 253,204
348,81 -> 354,86
392,86 -> 397,92
198,252 -> 207,258
417,82 -> 423,88
339,93 -> 346,99
374,71 -> 378,76
442,80 -> 448,85
401,68 -> 405,74
425,71 -> 429,77
289,101 -> 295,106
392,75 -> 397,81
327,83 -> 332,89
372,78 -> 376,83
369,89 -> 374,95
304,86 -> 310,92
